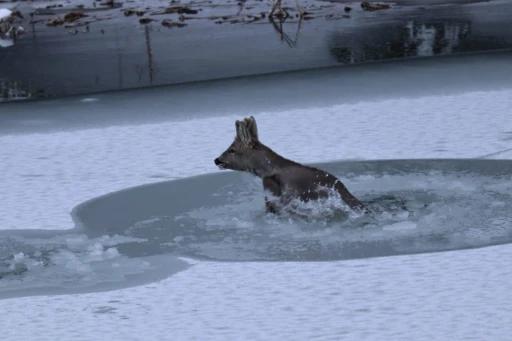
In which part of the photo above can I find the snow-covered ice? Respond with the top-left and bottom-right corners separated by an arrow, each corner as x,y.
1,52 -> 512,340
1,89 -> 511,231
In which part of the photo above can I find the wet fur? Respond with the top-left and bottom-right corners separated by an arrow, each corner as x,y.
214,116 -> 370,215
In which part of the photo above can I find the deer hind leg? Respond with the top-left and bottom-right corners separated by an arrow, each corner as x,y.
334,180 -> 371,215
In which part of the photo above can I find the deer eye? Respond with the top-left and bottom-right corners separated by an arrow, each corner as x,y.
228,148 -> 236,154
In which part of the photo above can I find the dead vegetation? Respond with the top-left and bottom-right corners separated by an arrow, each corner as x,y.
46,11 -> 88,26
25,0 -> 394,34
124,9 -> 146,16
64,11 -> 88,22
361,1 -> 391,11
151,6 -> 199,15
139,17 -> 154,24
161,19 -> 187,28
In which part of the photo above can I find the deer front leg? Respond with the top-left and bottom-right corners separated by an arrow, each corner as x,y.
263,175 -> 282,214
265,200 -> 277,213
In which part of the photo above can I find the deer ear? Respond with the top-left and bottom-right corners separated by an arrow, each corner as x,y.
243,116 -> 258,140
235,120 -> 253,146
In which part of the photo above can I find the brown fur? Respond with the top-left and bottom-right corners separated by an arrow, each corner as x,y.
214,116 -> 370,215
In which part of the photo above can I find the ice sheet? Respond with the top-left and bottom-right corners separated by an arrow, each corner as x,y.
1,54 -> 512,340
1,88 -> 512,231
1,246 -> 512,341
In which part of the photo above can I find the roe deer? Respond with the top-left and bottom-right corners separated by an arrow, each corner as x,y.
214,116 -> 370,216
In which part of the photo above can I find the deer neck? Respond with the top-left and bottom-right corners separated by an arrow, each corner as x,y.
253,143 -> 299,178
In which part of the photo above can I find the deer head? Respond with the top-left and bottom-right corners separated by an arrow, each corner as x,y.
214,116 -> 272,176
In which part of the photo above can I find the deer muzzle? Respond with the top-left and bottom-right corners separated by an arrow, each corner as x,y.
214,158 -> 226,169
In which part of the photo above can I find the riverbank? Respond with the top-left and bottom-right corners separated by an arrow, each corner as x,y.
1,0 -> 511,101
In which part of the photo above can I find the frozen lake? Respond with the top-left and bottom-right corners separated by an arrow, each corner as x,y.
1,50 -> 512,340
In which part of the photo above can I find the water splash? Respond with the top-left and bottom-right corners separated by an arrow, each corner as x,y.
136,171 -> 512,261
